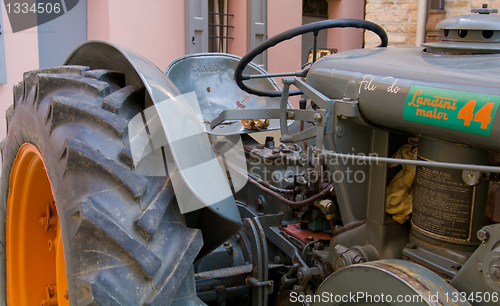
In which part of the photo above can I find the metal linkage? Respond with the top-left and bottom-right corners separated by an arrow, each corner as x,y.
243,217 -> 272,306
320,150 -> 500,174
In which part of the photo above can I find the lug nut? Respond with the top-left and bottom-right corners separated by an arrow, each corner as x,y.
489,264 -> 500,281
478,228 -> 490,242
48,238 -> 57,251
39,217 -> 47,226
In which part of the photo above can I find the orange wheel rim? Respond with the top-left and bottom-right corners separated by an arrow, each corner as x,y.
6,143 -> 69,306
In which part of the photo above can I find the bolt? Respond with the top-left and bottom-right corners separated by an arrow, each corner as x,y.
478,228 -> 490,242
292,285 -> 300,293
48,238 -> 57,251
254,197 -> 264,209
336,126 -> 345,137
297,270 -> 305,283
273,256 -> 282,264
39,217 -> 47,226
489,264 -> 500,281
41,299 -> 50,306
223,242 -> 232,248
272,149 -> 280,155
406,243 -> 417,249
314,242 -> 324,250
314,113 -> 322,121
256,144 -> 265,149
64,290 -> 69,300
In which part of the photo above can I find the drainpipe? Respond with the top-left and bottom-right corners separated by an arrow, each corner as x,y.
416,0 -> 429,46
426,0 -> 446,42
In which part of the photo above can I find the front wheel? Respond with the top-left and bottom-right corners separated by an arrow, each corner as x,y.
0,66 -> 204,305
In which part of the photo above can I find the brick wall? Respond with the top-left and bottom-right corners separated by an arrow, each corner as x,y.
365,0 -> 420,48
447,1 -> 500,17
365,0 -> 500,48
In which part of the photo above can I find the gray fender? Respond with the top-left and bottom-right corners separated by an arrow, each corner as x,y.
65,40 -> 242,258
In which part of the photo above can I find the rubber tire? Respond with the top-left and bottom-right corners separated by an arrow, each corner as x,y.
0,66 -> 204,305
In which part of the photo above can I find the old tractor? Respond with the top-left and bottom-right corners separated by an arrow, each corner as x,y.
2,6 -> 500,306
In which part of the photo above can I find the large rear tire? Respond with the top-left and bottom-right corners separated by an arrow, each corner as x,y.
0,66 -> 204,305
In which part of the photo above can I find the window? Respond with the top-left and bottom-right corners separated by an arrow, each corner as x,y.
208,0 -> 233,53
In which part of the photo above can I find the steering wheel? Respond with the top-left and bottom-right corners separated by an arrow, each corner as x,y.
234,19 -> 388,97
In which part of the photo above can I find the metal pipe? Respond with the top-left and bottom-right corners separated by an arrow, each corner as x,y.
228,162 -> 294,194
229,162 -> 334,207
248,72 -> 298,79
197,285 -> 251,302
429,0 -> 444,10
245,168 -> 294,194
416,0 -> 429,46
323,152 -> 500,173
313,32 -> 318,63
331,219 -> 366,237
248,177 -> 333,208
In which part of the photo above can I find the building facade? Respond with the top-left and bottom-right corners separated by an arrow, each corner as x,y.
0,0 -> 366,140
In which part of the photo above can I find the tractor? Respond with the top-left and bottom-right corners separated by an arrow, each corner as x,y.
1,6 -> 500,306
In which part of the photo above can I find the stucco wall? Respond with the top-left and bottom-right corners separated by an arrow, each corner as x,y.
0,6 -> 39,140
88,0 -> 186,71
327,0 -> 366,52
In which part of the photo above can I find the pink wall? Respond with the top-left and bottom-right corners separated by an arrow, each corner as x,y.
327,0 -> 365,52
267,0 -> 302,74
227,0 -> 302,108
228,0 -> 248,57
267,0 -> 302,108
88,0 -> 186,71
0,8 -> 39,140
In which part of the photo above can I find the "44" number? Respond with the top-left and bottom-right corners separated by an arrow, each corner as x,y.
457,100 -> 494,129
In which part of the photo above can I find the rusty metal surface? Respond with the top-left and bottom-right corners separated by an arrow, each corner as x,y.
314,259 -> 472,305
486,181 -> 500,222
280,223 -> 332,243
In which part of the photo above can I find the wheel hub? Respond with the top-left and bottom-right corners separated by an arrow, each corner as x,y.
6,143 -> 69,306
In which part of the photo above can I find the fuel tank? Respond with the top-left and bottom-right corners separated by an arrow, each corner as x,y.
306,10 -> 500,152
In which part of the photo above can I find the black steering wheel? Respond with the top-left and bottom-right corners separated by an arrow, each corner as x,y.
234,19 -> 388,97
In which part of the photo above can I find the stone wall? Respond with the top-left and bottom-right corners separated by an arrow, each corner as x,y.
365,0 -> 420,47
364,0 -> 500,48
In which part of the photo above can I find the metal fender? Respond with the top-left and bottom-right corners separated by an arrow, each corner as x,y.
64,40 -> 242,258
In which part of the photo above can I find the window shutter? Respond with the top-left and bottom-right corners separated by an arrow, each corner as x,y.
0,0 -> 7,83
248,0 -> 267,69
186,0 -> 209,54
